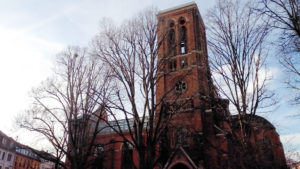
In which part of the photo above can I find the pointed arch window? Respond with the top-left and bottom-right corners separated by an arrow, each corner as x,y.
92,145 -> 104,169
121,142 -> 134,169
168,29 -> 176,56
179,26 -> 187,54
180,57 -> 188,69
169,59 -> 177,72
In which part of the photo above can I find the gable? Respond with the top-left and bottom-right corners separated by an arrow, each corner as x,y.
163,146 -> 203,169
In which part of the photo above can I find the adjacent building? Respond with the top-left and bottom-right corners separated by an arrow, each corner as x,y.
14,145 -> 40,169
0,131 -> 15,169
0,131 -> 55,169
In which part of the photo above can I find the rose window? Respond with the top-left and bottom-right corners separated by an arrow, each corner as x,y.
175,81 -> 187,93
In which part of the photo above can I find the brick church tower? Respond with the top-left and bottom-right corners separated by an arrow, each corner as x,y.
156,2 -> 230,169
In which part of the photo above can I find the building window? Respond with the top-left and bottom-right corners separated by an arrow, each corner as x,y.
178,17 -> 187,54
92,145 -> 104,169
93,145 -> 104,157
176,128 -> 189,146
168,29 -> 176,56
179,26 -> 187,54
9,142 -> 13,148
169,20 -> 175,28
180,57 -> 188,69
169,59 -> 177,72
175,81 -> 187,93
2,138 -> 6,145
7,154 -> 11,161
121,142 -> 134,169
179,17 -> 186,25
1,152 -> 5,160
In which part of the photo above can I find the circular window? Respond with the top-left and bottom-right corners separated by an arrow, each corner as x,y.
175,81 -> 187,93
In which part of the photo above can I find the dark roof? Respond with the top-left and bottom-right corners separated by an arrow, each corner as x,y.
0,130 -> 16,151
230,114 -> 275,129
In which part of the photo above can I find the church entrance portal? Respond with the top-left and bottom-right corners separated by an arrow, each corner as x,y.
171,163 -> 190,169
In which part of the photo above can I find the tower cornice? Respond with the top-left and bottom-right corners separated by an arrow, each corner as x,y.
157,2 -> 197,16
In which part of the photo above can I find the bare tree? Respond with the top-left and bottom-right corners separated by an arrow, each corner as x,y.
92,8 -> 183,169
206,0 -> 276,167
257,0 -> 300,52
17,46 -> 111,169
256,0 -> 300,104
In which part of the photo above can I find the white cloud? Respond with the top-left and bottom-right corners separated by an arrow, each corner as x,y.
281,133 -> 300,146
0,26 -> 63,134
281,133 -> 300,161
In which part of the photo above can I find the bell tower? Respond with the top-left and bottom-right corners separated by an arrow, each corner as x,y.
156,3 -> 229,168
156,3 -> 222,167
156,2 -> 214,116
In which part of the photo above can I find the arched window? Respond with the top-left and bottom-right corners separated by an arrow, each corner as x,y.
121,142 -> 134,169
169,59 -> 177,72
179,17 -> 186,25
179,26 -> 187,54
169,20 -> 175,28
93,145 -> 104,157
168,29 -> 176,56
180,57 -> 188,69
92,145 -> 104,169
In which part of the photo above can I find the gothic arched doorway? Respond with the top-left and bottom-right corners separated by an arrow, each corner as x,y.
171,163 -> 190,169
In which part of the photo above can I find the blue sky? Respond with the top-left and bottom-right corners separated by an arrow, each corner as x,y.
0,0 -> 299,160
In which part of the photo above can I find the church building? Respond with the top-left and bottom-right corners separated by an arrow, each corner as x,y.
92,2 -> 287,169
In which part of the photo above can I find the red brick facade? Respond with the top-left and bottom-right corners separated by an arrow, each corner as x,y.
84,2 -> 287,169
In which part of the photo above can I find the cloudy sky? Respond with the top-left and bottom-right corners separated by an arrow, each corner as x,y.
0,0 -> 299,159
